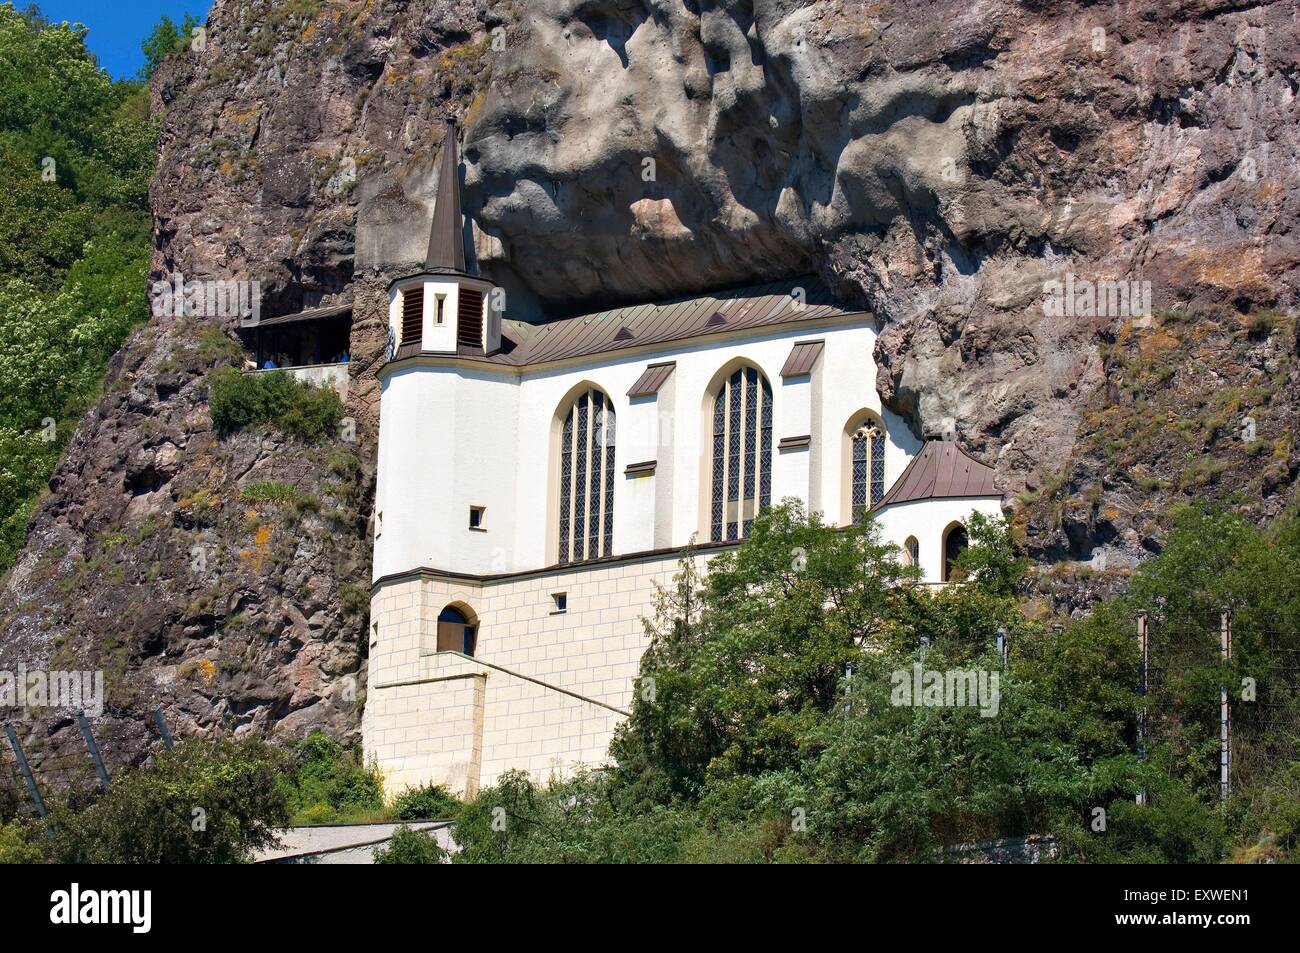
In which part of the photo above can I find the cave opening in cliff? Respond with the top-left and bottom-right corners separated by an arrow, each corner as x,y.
238,302 -> 354,370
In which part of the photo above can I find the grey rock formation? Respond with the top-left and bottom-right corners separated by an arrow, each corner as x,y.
0,0 -> 1297,776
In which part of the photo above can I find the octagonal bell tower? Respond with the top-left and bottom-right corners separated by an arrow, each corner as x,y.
386,118 -> 501,358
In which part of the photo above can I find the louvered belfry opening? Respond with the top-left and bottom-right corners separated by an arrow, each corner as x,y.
711,366 -> 773,542
851,421 -> 886,523
401,285 -> 424,346
457,288 -> 483,348
557,389 -> 616,564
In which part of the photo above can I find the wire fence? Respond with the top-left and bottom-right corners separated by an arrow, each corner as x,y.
0,708 -> 172,820
1142,606 -> 1300,801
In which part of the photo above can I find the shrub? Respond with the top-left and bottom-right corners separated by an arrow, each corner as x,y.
46,737 -> 290,864
208,367 -> 342,440
284,731 -> 384,824
391,783 -> 462,821
373,825 -> 448,864
0,819 -> 44,864
277,383 -> 344,441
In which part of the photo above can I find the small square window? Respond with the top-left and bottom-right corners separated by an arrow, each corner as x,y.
469,506 -> 486,530
551,592 -> 567,614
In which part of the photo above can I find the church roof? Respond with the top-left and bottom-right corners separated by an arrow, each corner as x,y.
425,118 -> 468,274
392,276 -> 865,366
876,441 -> 999,508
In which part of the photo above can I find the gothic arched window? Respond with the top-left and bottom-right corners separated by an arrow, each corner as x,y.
942,523 -> 969,583
710,365 -> 773,542
849,417 -> 886,524
557,388 -> 616,564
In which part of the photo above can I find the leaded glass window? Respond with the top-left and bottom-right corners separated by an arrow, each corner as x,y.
557,389 -> 616,563
710,367 -> 773,542
851,421 -> 886,524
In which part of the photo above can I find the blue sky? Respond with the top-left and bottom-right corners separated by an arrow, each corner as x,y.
37,0 -> 213,80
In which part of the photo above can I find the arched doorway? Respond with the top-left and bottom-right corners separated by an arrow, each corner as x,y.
436,604 -> 478,655
942,523 -> 968,583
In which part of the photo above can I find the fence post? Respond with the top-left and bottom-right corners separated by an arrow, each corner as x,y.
153,706 -> 174,751
1221,608 -> 1232,802
3,721 -> 47,818
1136,611 -> 1148,806
77,711 -> 110,789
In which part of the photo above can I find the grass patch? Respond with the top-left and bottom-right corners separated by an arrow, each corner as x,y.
240,481 -> 299,503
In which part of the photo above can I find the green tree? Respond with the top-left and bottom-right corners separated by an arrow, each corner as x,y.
47,738 -> 290,864
0,3 -> 156,570
139,13 -> 201,80
612,502 -> 917,800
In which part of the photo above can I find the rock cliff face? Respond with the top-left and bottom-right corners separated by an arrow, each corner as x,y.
1,0 -> 1297,769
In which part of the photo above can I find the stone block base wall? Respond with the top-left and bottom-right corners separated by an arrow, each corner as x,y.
363,551 -> 710,798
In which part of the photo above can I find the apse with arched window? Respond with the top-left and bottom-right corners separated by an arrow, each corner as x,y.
710,366 -> 773,542
903,535 -> 919,568
557,388 -> 616,564
846,414 -> 886,523
436,605 -> 477,655
942,523 -> 969,583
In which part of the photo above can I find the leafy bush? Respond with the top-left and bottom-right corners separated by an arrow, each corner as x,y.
373,825 -> 449,864
46,737 -> 290,864
283,731 -> 384,824
0,819 -> 44,864
277,383 -> 346,441
391,783 -> 462,821
208,367 -> 343,440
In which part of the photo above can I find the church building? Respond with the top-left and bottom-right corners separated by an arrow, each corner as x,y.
363,124 -> 1003,797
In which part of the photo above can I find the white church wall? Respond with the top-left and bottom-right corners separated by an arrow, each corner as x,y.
872,496 -> 1005,584
366,550 -> 718,797
815,328 -> 923,524
652,370 -> 676,550
775,374 -> 812,504
373,365 -> 520,580
375,315 -> 905,581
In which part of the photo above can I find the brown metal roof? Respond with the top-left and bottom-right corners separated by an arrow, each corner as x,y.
425,118 -> 468,274
392,276 -> 863,368
627,362 -> 675,397
876,442 -> 1000,508
246,302 -> 352,328
780,339 -> 825,377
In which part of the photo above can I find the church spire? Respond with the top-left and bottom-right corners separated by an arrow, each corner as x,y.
425,118 -> 468,274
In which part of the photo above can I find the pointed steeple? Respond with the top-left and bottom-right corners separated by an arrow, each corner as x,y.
425,118 -> 468,274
